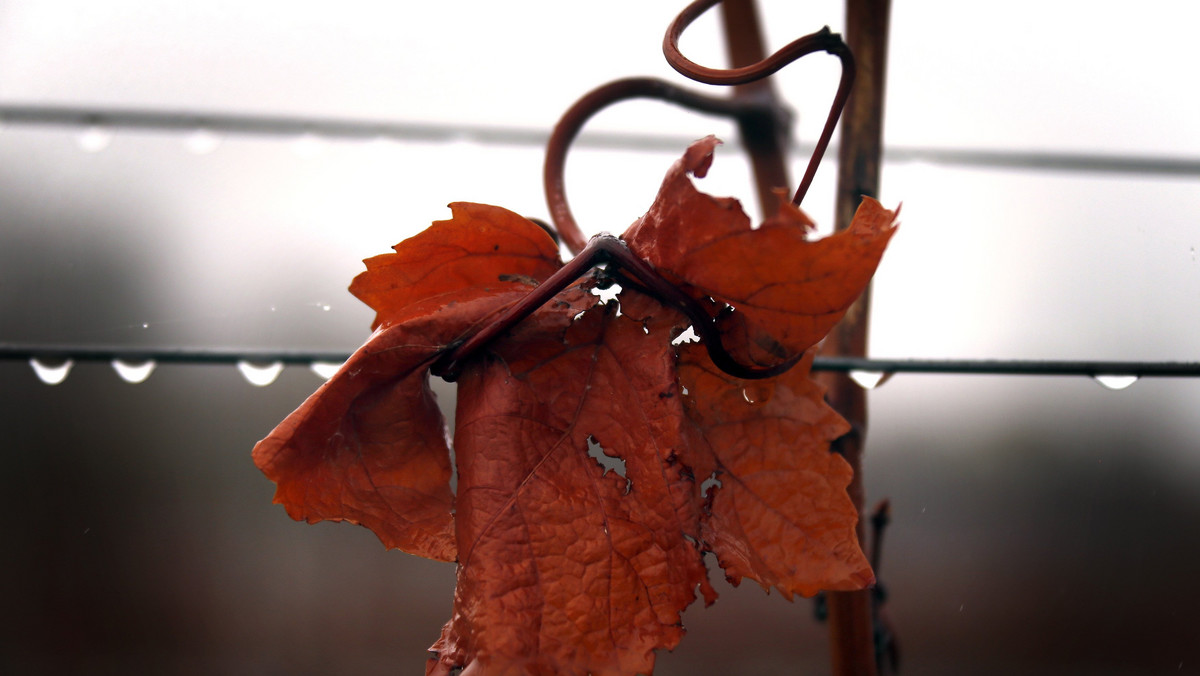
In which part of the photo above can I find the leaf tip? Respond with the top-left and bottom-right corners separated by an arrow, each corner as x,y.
681,135 -> 722,179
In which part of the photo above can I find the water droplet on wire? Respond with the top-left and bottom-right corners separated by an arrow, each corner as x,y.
290,133 -> 324,158
237,361 -> 284,387
184,128 -> 221,154
111,359 -> 156,384
310,361 -> 342,380
30,358 -> 73,385
1093,374 -> 1138,391
77,125 -> 114,152
849,370 -> 892,390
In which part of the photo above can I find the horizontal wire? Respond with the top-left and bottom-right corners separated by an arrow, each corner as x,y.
1,345 -> 1197,378
3,105 -> 1196,379
3,103 -> 1200,176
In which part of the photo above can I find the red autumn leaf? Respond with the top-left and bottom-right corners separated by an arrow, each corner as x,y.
350,201 -> 563,329
427,288 -> 714,676
253,138 -> 897,675
252,291 -> 526,562
625,135 -> 896,367
676,343 -> 872,599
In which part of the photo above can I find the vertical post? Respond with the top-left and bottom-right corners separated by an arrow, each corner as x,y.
719,0 -> 792,219
822,0 -> 891,675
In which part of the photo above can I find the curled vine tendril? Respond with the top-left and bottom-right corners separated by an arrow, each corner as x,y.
546,0 -> 855,254
436,0 -> 856,381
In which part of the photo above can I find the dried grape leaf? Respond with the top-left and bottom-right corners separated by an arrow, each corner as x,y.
253,137 -> 897,675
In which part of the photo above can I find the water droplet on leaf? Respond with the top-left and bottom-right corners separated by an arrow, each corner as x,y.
1093,374 -> 1138,390
741,382 -> 774,405
30,358 -> 73,385
237,361 -> 284,386
112,359 -> 156,384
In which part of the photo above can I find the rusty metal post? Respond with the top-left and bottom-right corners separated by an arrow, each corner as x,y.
821,0 -> 892,675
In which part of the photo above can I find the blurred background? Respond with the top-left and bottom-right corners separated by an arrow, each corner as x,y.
2,1 -> 1198,674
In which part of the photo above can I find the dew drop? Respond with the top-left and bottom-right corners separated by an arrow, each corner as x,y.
76,125 -> 113,152
849,369 -> 891,390
237,360 -> 284,386
310,361 -> 342,380
1094,374 -> 1138,391
184,128 -> 221,154
112,359 -> 156,384
30,358 -> 73,385
741,382 -> 774,405
290,133 -> 324,158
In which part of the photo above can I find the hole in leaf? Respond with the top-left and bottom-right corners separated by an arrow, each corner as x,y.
586,435 -> 630,494
429,377 -> 459,495
671,325 -> 699,345
700,472 -> 723,498
589,282 -> 623,304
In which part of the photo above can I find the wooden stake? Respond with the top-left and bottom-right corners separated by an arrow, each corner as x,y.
822,0 -> 892,674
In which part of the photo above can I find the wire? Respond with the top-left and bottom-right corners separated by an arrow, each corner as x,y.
2,103 -> 1199,176
2,345 -> 1197,379
3,103 -> 1197,380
